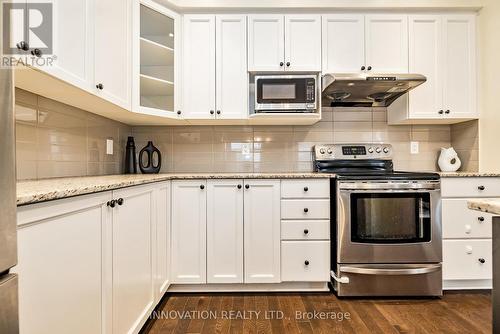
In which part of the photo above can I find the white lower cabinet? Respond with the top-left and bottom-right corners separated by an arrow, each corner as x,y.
244,180 -> 282,283
16,182 -> 171,334
441,177 -> 500,290
171,180 -> 207,283
207,180 -> 244,283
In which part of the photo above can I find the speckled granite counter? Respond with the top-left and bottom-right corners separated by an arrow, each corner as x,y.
468,199 -> 500,216
17,173 -> 335,206
439,172 -> 500,177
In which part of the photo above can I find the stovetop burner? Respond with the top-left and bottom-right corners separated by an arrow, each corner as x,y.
313,143 -> 440,181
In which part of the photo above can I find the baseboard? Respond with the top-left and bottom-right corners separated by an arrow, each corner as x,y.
167,282 -> 330,292
443,279 -> 492,290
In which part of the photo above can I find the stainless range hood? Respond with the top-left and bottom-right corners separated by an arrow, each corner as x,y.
322,73 -> 426,107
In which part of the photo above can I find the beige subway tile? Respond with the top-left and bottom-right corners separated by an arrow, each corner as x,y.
16,123 -> 37,142
254,131 -> 294,143
213,162 -> 254,173
15,103 -> 37,124
333,132 -> 372,143
37,161 -> 86,178
293,121 -> 332,132
293,131 -> 334,142
16,160 -> 37,180
253,162 -> 293,173
333,111 -> 372,122
15,88 -> 38,106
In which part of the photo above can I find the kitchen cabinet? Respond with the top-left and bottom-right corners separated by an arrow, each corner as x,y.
441,177 -> 500,290
94,0 -> 132,110
244,180 -> 281,283
207,180 -> 244,283
15,182 -> 169,334
322,14 -> 407,74
111,184 -> 156,334
183,14 -> 247,120
171,180 -> 207,283
322,14 -> 365,73
365,15 -> 408,73
134,0 -> 182,117
15,192 -> 111,334
389,14 -> 477,124
248,15 -> 321,72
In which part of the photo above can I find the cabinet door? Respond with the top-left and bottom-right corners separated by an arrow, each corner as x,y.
442,15 -> 477,118
171,180 -> 207,283
322,14 -> 365,73
182,15 -> 216,119
112,185 -> 155,334
216,15 -> 248,120
244,179 -> 281,283
207,180 -> 244,283
94,0 -> 132,110
408,15 -> 443,119
155,182 -> 171,300
285,15 -> 321,71
15,192 -> 112,334
248,15 -> 284,72
365,15 -> 408,73
41,0 -> 93,91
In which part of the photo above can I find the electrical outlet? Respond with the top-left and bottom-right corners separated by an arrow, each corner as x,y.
106,139 -> 114,155
410,141 -> 419,155
241,143 -> 251,155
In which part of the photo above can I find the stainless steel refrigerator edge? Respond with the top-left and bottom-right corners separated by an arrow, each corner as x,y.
0,66 -> 19,332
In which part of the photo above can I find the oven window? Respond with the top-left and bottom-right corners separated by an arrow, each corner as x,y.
350,193 -> 431,243
262,83 -> 296,100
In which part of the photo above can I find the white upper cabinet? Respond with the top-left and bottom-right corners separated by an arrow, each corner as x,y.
207,180 -> 244,283
285,15 -> 321,71
365,15 -> 409,73
408,15 -> 443,119
442,15 -> 477,119
248,15 -> 284,72
389,14 -> 477,124
134,0 -> 181,117
244,180 -> 281,283
216,15 -> 248,120
111,185 -> 155,334
322,14 -> 365,73
39,0 -> 94,91
94,0 -> 132,110
182,15 -> 216,119
171,180 -> 207,283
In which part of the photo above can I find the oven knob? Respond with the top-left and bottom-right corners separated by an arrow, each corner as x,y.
327,149 -> 333,154
383,147 -> 389,153
375,147 -> 382,153
319,148 -> 326,154
368,147 -> 374,153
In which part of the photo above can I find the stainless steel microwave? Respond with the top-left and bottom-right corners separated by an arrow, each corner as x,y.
254,75 -> 317,113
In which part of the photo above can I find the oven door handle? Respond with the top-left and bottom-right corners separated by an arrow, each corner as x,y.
340,264 -> 441,276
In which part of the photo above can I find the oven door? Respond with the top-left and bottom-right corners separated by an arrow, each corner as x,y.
337,181 -> 442,264
254,75 -> 316,111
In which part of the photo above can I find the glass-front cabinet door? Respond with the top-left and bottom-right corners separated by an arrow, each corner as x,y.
132,0 -> 181,118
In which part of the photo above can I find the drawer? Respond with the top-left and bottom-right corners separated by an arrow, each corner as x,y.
281,241 -> 330,282
443,239 -> 492,280
281,220 -> 330,240
281,199 -> 330,220
442,199 -> 493,239
441,177 -> 500,198
281,179 -> 330,199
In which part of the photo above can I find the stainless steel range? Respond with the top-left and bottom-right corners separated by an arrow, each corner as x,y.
314,143 -> 442,297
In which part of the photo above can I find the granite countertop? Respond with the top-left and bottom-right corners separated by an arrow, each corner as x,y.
439,172 -> 500,177
468,199 -> 500,216
17,173 -> 335,206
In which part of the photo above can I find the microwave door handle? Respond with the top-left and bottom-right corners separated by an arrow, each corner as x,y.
341,264 -> 441,276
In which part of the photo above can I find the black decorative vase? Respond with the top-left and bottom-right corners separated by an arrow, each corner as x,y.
139,141 -> 161,174
124,136 -> 137,174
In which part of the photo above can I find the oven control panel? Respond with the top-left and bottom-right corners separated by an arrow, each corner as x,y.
314,144 -> 392,160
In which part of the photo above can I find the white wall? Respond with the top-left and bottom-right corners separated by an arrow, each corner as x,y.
478,0 -> 500,172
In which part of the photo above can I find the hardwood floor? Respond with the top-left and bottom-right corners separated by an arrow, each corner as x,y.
140,291 -> 492,334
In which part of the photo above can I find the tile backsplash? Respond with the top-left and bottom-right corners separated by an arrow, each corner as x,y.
132,108 -> 457,173
15,89 -> 131,180
15,89 -> 479,180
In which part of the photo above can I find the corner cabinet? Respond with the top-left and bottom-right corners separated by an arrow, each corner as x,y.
132,0 -> 182,118
182,15 -> 248,120
388,14 -> 478,124
248,15 -> 321,72
15,182 -> 171,334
